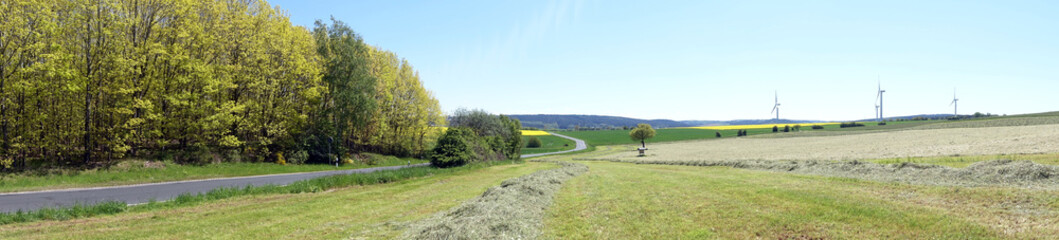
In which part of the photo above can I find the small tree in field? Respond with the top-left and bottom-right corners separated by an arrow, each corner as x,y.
772,126 -> 779,132
715,132 -> 721,138
629,123 -> 656,148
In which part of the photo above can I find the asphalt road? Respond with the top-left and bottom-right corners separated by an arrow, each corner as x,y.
521,132 -> 588,158
0,163 -> 429,213
0,134 -> 588,213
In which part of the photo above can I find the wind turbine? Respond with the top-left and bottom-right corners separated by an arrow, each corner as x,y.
875,77 -> 886,122
771,91 -> 780,121
950,88 -> 959,117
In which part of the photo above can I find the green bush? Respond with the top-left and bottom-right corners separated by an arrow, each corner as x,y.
772,126 -> 779,132
526,137 -> 543,148
431,127 -> 477,168
840,122 -> 865,128
287,150 -> 309,165
811,125 -> 824,130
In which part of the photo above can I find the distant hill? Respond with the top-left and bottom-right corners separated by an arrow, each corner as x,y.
507,114 -> 692,129
508,114 -> 827,130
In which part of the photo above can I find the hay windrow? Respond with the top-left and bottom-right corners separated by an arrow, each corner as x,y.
609,158 -> 1059,189
400,162 -> 588,239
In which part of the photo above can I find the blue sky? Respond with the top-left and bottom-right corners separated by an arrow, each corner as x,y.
271,0 -> 1059,121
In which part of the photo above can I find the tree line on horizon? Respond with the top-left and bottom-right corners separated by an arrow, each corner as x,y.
0,0 -> 443,171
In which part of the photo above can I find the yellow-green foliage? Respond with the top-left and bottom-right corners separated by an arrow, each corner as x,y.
0,0 -> 444,169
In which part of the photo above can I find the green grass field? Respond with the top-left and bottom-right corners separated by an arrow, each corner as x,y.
544,161 -> 1057,239
0,161 -> 557,239
557,125 -> 837,146
0,156 -> 428,193
520,135 -> 576,155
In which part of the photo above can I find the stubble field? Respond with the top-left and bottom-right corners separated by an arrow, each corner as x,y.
596,124 -> 1059,162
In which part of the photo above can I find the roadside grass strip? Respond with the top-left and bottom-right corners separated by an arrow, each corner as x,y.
0,161 -> 553,239
0,161 -> 514,225
0,157 -> 428,193
402,162 -> 588,239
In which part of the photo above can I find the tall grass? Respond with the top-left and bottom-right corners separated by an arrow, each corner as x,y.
0,160 -> 521,225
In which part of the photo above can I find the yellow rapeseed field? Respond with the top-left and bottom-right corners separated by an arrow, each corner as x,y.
521,130 -> 551,136
433,127 -> 550,136
684,122 -> 838,130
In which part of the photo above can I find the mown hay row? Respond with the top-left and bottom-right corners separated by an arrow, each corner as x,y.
401,162 -> 588,239
610,158 -> 1059,189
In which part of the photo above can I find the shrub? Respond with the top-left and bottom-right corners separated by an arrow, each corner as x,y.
840,122 -> 865,128
275,152 -> 287,165
794,125 -> 801,131
287,150 -> 309,165
783,125 -> 790,132
772,126 -> 778,132
431,127 -> 476,168
811,125 -> 824,130
715,132 -> 721,138
526,137 -> 543,148
878,122 -> 887,126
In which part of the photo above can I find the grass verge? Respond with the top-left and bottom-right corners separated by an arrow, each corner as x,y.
0,160 -> 510,226
0,161 -> 556,239
0,156 -> 427,193
545,161 -> 1059,239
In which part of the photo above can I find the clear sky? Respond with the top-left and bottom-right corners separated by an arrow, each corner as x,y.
270,0 -> 1059,121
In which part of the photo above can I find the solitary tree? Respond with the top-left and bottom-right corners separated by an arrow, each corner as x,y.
629,123 -> 656,148
715,132 -> 722,138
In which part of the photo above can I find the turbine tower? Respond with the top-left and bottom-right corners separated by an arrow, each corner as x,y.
875,77 -> 886,122
950,88 -> 959,117
771,91 -> 781,121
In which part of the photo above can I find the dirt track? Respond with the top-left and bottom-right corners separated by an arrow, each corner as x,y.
600,124 -> 1059,162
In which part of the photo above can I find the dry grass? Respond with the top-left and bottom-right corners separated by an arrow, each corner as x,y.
595,124 -> 1059,162
401,162 -> 588,239
609,158 -> 1059,189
